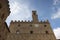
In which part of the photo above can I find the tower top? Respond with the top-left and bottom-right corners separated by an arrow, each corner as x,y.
32,10 -> 37,15
32,10 -> 38,22
32,10 -> 36,13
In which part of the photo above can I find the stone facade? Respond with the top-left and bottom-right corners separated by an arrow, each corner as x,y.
6,11 -> 56,40
0,0 -> 10,40
0,0 -> 57,40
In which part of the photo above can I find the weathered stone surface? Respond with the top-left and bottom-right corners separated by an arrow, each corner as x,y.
0,0 -> 56,40
0,0 -> 10,40
7,11 -> 56,40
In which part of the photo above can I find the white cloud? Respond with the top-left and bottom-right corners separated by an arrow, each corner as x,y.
6,0 -> 33,26
51,0 -> 60,19
51,8 -> 60,19
53,27 -> 60,39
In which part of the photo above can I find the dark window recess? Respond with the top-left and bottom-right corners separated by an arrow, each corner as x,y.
0,3 -> 2,9
18,24 -> 20,26
30,25 -> 32,27
0,35 -> 1,37
46,31 -> 49,34
30,31 -> 33,34
44,25 -> 47,27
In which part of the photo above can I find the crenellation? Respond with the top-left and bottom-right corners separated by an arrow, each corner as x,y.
21,20 -> 23,22
18,20 -> 20,22
10,20 -> 32,23
24,20 -> 27,22
15,20 -> 17,22
45,19 -> 49,22
10,20 -> 50,24
10,20 -> 14,24
26,20 -> 30,22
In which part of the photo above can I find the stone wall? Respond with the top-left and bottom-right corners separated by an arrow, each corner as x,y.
0,0 -> 10,40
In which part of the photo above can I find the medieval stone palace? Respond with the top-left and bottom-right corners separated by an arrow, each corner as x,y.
0,0 -> 56,40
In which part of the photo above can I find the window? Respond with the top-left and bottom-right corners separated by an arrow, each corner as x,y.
30,31 -> 33,34
0,3 -> 2,9
18,24 -> 20,26
44,25 -> 47,27
0,35 -> 1,37
45,31 -> 49,34
30,25 -> 32,27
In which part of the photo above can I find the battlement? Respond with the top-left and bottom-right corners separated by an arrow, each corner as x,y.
10,19 -> 50,24
10,20 -> 32,23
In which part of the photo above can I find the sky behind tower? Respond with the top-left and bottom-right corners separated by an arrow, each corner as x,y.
6,0 -> 60,39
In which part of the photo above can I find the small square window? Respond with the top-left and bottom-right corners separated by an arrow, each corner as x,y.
30,25 -> 32,27
44,25 -> 47,27
0,35 -> 1,37
18,24 -> 20,26
0,3 -> 2,9
30,31 -> 33,34
45,31 -> 49,34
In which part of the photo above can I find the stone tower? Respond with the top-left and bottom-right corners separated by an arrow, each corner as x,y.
32,11 -> 38,22
0,0 -> 10,40
6,11 -> 56,40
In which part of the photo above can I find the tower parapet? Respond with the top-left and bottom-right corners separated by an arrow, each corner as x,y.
32,10 -> 38,22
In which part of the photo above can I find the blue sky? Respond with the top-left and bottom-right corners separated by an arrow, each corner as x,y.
6,0 -> 60,39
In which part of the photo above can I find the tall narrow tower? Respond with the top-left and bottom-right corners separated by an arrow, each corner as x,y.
0,0 -> 10,40
32,11 -> 38,22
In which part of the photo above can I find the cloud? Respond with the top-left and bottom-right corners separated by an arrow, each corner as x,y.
51,8 -> 60,19
53,27 -> 60,39
53,0 -> 60,5
51,0 -> 60,19
6,0 -> 33,26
